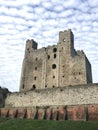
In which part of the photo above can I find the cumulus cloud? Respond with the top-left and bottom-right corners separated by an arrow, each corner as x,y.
0,0 -> 98,91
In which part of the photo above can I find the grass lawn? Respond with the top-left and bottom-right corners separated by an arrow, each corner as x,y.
0,118 -> 98,130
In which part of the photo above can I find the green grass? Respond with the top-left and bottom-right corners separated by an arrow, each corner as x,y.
0,118 -> 98,130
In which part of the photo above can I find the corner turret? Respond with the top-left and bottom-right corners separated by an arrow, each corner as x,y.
26,39 -> 38,51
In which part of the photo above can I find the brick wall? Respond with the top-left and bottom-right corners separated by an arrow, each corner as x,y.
1,105 -> 98,121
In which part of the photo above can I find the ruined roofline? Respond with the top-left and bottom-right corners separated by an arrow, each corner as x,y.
26,29 -> 73,50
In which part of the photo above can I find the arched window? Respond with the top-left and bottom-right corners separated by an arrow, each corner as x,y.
53,48 -> 57,52
32,84 -> 36,89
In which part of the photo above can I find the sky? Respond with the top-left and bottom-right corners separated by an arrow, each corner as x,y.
0,0 -> 98,92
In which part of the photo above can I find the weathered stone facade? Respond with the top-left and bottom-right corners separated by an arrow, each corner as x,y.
5,84 -> 98,108
19,29 -> 92,91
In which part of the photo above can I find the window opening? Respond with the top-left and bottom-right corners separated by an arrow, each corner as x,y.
35,67 -> 37,70
23,84 -> 24,89
36,58 -> 38,61
63,38 -> 66,42
53,85 -> 55,88
53,76 -> 55,78
53,48 -> 57,52
34,76 -> 37,80
32,84 -> 36,89
48,55 -> 50,59
54,54 -> 56,58
52,64 -> 56,69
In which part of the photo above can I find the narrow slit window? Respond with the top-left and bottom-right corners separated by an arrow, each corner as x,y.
79,72 -> 81,75
23,84 -> 24,89
36,58 -> 38,61
35,67 -> 37,70
34,76 -> 37,80
48,55 -> 50,59
54,54 -> 56,58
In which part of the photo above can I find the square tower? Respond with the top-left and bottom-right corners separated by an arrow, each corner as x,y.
19,29 -> 92,91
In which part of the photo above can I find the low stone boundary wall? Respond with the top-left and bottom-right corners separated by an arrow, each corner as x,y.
5,84 -> 98,108
0,105 -> 98,121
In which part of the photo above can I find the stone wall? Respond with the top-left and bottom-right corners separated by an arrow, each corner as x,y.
5,83 -> 98,108
1,105 -> 98,121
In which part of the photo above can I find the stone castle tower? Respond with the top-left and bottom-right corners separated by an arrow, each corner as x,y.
19,29 -> 92,91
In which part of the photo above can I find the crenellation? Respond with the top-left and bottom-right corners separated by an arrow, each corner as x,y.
76,50 -> 85,56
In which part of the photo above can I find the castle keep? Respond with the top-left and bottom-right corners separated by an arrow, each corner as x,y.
20,29 -> 92,91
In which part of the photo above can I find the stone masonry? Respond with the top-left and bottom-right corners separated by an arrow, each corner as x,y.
5,83 -> 98,108
19,29 -> 92,91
